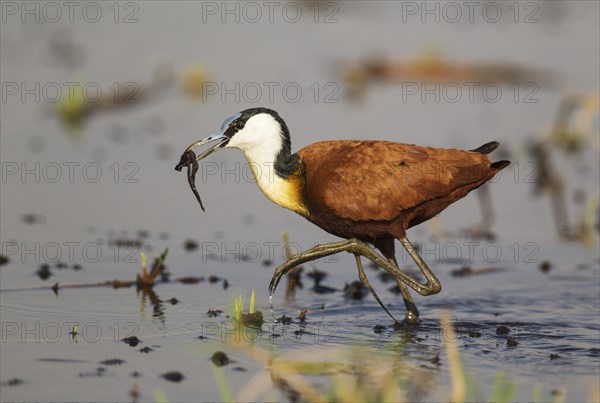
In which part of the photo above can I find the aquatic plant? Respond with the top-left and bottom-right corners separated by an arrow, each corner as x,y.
232,289 -> 263,328
136,248 -> 169,288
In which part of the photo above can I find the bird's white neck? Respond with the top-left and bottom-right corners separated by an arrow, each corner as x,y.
242,147 -> 307,217
225,112 -> 308,216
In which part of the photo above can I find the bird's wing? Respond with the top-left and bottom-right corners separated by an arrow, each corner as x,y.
299,140 -> 493,222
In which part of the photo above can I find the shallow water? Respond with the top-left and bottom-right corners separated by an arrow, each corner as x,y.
1,1 -> 599,402
2,231 -> 598,401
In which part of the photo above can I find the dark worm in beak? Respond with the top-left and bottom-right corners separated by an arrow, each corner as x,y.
175,149 -> 205,212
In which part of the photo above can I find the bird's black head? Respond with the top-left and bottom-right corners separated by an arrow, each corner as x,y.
184,107 -> 298,177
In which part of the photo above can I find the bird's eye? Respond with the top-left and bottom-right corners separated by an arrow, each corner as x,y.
235,121 -> 245,130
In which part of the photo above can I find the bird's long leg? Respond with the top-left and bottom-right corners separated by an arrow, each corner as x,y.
270,240 -> 359,295
399,237 -> 441,295
388,256 -> 420,323
354,254 -> 399,323
269,238 -> 440,298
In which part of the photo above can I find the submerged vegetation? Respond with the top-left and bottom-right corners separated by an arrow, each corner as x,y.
211,312 -> 594,402
233,289 -> 264,328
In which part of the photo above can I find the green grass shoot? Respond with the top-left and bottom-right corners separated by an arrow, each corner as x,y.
234,294 -> 243,322
249,289 -> 256,314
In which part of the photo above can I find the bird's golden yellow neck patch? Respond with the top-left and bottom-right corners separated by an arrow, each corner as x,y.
247,161 -> 308,217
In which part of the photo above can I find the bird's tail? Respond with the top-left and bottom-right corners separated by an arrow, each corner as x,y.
471,141 -> 510,171
471,141 -> 499,154
491,160 -> 510,170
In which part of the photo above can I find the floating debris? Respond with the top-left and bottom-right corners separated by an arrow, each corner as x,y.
207,309 -> 223,318
310,267 -> 336,293
1,378 -> 24,387
211,351 -> 230,367
278,315 -> 293,325
161,371 -> 185,383
99,359 -> 125,366
36,358 -> 89,363
0,255 -> 9,266
123,336 -> 142,347
22,213 -> 44,225
78,368 -> 106,378
110,238 -> 143,249
137,230 -> 150,239
377,271 -> 395,283
299,309 -> 308,324
139,347 -> 154,354
306,265 -> 328,283
451,266 -> 504,277
343,280 -> 367,300
167,297 -> 179,305
539,261 -> 552,273
506,337 -> 518,347
373,324 -> 386,334
429,353 -> 441,366
242,311 -> 264,328
313,283 -> 337,294
36,264 -> 51,280
496,325 -> 510,335
183,239 -> 198,252
177,276 -> 204,284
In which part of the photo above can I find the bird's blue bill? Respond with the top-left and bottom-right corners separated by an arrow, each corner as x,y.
185,113 -> 241,161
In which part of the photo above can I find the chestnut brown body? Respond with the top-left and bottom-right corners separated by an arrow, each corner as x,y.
297,140 -> 508,256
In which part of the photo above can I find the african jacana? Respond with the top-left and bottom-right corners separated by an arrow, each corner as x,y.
180,107 -> 509,323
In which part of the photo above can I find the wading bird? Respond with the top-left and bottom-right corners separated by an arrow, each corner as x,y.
178,108 -> 509,323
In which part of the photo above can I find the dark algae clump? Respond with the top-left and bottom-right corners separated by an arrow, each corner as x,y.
162,371 -> 185,383
175,149 -> 205,211
507,337 -> 518,347
496,325 -> 510,335
277,315 -> 293,325
36,264 -> 51,280
242,311 -> 264,327
211,351 -> 230,367
207,309 -> 223,318
122,336 -> 141,347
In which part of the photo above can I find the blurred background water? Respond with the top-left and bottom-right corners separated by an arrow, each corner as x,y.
1,1 -> 599,401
